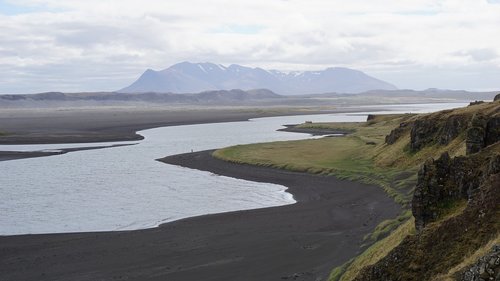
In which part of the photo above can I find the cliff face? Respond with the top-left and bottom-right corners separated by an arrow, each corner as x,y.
384,101 -> 499,155
354,173 -> 498,281
412,151 -> 499,231
466,113 -> 500,154
354,100 -> 500,281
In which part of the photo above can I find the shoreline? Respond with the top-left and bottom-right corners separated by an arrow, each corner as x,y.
0,150 -> 400,281
0,108 -> 343,145
0,143 -> 136,162
0,104 -> 405,146
0,106 -> 373,162
278,124 -> 353,136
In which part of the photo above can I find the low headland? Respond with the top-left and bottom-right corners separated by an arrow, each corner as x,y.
210,98 -> 500,281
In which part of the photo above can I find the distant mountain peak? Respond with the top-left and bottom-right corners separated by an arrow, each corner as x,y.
119,62 -> 397,95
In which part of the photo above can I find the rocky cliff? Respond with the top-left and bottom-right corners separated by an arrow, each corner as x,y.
384,100 -> 499,155
353,99 -> 500,281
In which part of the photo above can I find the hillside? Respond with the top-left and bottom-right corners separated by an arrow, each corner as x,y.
119,62 -> 397,94
352,98 -> 500,281
212,96 -> 500,280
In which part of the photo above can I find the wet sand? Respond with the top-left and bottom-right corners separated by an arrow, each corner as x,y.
0,150 -> 400,281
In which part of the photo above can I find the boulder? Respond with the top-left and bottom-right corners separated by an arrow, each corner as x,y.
385,122 -> 409,144
461,245 -> 500,281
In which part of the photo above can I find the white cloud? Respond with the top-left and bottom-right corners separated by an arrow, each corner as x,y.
0,0 -> 500,93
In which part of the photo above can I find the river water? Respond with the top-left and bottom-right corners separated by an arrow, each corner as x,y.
0,103 -> 467,235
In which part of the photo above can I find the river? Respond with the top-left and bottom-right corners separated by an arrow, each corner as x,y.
0,103 -> 467,235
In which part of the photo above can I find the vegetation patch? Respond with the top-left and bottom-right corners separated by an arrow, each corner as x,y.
214,113 -> 420,205
330,218 -> 416,281
363,210 -> 413,244
432,233 -> 500,281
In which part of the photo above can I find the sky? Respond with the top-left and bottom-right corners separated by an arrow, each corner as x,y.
1,0 -> 500,94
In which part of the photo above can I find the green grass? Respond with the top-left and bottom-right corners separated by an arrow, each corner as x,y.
213,115 -> 419,205
332,218 -> 416,281
295,122 -> 358,133
363,210 -> 413,244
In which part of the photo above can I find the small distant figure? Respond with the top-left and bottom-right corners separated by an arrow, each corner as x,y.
191,149 -> 193,153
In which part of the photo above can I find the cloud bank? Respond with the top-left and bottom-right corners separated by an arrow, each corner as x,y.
1,0 -> 500,93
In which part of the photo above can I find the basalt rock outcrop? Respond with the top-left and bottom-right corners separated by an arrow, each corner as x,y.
384,121 -> 410,145
466,113 -> 500,155
385,101 -> 500,154
412,151 -> 500,231
354,148 -> 499,281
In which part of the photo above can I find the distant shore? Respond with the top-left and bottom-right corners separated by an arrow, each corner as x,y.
0,105 -> 381,163
0,107 -> 341,145
278,124 -> 353,136
0,104 -> 411,146
0,150 -> 400,281
0,143 -> 136,162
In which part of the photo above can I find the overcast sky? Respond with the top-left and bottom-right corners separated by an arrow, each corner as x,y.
1,0 -> 500,94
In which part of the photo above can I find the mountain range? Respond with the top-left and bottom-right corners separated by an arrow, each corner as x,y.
119,62 -> 397,95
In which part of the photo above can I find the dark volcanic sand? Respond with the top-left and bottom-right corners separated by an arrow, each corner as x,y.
0,107 -> 344,145
0,150 -> 400,281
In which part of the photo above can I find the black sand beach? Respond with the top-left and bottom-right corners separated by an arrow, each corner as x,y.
0,150 -> 400,281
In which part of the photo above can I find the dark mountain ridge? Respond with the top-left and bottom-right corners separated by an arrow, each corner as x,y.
119,62 -> 397,95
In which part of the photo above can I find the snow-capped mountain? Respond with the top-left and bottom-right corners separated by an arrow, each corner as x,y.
119,62 -> 397,95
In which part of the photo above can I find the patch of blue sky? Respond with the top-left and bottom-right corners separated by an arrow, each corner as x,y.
210,24 -> 265,35
0,0 -> 66,15
396,9 -> 440,16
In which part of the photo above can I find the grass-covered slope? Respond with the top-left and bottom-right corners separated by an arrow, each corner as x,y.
213,99 -> 500,281
214,114 -> 419,205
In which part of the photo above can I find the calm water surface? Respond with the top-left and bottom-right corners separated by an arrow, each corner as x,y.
0,103 -> 467,235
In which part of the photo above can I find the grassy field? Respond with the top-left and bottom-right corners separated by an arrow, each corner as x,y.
213,114 -> 420,205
